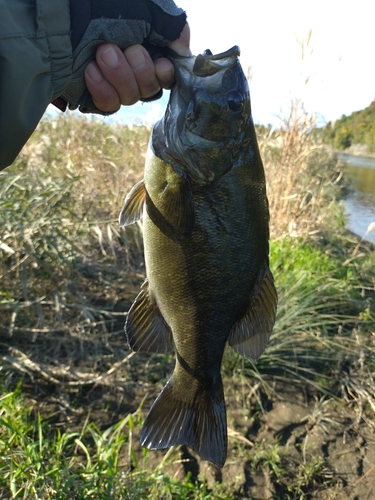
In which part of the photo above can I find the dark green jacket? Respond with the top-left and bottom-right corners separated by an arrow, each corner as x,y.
0,0 -> 72,170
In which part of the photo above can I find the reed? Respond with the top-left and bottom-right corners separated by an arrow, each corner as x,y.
258,100 -> 346,238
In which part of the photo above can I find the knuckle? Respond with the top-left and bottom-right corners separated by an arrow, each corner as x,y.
93,87 -> 120,112
121,92 -> 140,106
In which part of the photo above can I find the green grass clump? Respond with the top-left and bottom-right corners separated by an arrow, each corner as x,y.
252,441 -> 328,499
0,379 -> 225,499
225,235 -> 375,396
271,237 -> 354,286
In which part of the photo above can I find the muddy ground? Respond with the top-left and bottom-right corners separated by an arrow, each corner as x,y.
1,273 -> 374,500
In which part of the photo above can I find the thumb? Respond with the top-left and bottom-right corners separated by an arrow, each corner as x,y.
168,23 -> 191,56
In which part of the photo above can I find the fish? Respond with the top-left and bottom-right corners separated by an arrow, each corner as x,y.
119,46 -> 277,467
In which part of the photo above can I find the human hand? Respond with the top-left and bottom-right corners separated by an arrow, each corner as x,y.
84,24 -> 191,113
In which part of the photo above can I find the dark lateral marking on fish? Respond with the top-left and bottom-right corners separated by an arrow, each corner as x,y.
126,279 -> 174,353
175,348 -> 215,385
145,184 -> 194,241
118,171 -> 195,240
144,190 -> 179,241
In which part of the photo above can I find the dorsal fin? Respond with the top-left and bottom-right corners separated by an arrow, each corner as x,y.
228,266 -> 277,361
119,180 -> 146,227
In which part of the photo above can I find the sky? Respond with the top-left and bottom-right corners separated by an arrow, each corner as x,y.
53,0 -> 375,128
179,0 -> 375,126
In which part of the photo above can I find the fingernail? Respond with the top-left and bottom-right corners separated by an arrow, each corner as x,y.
126,47 -> 146,70
85,63 -> 103,83
101,46 -> 119,68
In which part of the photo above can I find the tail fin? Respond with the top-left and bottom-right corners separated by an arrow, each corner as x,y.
140,377 -> 227,467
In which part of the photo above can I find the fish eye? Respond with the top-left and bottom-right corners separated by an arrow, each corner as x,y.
227,91 -> 244,112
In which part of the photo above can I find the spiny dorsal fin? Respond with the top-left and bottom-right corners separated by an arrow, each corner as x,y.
126,280 -> 174,353
228,266 -> 277,361
119,180 -> 146,227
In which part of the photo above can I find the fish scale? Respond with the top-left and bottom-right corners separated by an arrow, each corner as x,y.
119,45 -> 277,467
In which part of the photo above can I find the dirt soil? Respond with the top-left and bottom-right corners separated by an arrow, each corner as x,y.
1,275 -> 374,500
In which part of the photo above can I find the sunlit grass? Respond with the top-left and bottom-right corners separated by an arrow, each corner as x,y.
0,380 -> 220,499
259,100 -> 347,238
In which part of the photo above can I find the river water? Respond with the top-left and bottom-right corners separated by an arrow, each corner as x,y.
338,153 -> 375,243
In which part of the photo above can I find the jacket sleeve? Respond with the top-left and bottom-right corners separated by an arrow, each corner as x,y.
0,0 -> 73,170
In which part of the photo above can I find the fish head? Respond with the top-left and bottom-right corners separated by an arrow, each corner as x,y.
163,46 -> 253,185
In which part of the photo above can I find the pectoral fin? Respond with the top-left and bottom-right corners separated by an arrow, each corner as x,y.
126,280 -> 174,353
146,166 -> 195,239
161,170 -> 195,237
119,180 -> 146,227
228,266 -> 277,361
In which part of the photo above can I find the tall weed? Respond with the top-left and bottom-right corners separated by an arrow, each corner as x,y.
259,101 -> 346,237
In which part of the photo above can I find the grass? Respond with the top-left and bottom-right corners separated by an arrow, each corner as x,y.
0,379 -> 222,499
252,440 -> 329,499
0,106 -> 374,498
259,100 -> 347,238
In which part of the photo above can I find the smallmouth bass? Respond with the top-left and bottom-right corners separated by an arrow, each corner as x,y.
119,46 -> 277,467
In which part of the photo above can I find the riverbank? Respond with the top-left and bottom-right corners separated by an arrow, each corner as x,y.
335,151 -> 375,244
333,143 -> 375,158
0,115 -> 374,499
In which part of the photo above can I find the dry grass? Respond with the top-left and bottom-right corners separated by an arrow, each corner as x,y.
259,100 -> 346,238
20,115 -> 150,216
0,116 -> 151,388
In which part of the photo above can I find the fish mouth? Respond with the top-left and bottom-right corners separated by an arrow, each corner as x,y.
164,45 -> 241,76
162,45 -> 247,185
192,46 -> 241,77
184,128 -> 222,148
164,46 -> 241,99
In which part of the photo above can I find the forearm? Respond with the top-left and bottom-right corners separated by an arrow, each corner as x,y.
0,0 -> 72,170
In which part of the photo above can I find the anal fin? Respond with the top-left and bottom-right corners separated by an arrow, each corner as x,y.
126,280 -> 174,353
228,266 -> 277,361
